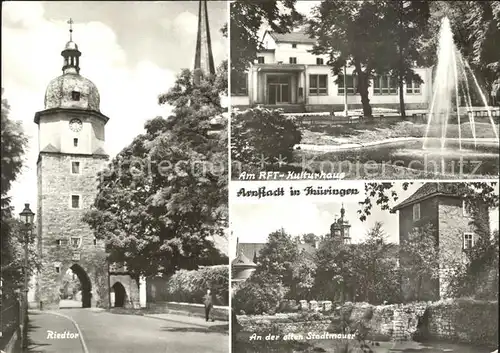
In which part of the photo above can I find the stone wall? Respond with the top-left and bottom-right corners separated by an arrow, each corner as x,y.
237,299 -> 498,347
110,274 -> 140,308
237,313 -> 333,336
36,152 -> 109,309
427,299 -> 498,347
398,196 -> 440,302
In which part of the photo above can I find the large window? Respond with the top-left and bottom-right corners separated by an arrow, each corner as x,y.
309,74 -> 328,95
316,58 -> 324,65
289,57 -> 297,64
406,78 -> 421,94
337,75 -> 357,95
257,56 -> 265,64
374,75 -> 397,95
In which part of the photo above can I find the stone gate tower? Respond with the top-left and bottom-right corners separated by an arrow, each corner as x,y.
34,21 -> 110,309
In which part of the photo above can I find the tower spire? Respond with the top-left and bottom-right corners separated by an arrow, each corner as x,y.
61,18 -> 81,74
193,0 -> 215,85
68,18 -> 74,41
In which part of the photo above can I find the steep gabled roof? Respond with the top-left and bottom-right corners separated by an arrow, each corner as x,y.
237,243 -> 265,263
267,31 -> 316,44
231,248 -> 257,268
392,183 -> 462,211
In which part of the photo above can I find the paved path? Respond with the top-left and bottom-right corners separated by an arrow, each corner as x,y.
27,309 -> 228,353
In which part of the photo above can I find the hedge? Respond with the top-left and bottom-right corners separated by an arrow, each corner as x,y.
165,265 -> 229,306
231,108 -> 302,167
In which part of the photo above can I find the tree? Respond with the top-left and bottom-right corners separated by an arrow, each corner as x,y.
1,89 -> 27,201
381,0 -> 430,119
290,249 -> 316,300
399,223 -> 441,301
358,182 -> 499,222
83,66 -> 228,279
308,0 -> 398,118
351,222 -> 401,304
314,236 -> 354,302
255,229 -> 299,290
1,90 -> 30,295
228,0 -> 302,94
423,1 -> 500,104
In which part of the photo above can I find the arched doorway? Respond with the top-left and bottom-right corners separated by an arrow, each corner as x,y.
111,282 -> 127,307
60,264 -> 92,308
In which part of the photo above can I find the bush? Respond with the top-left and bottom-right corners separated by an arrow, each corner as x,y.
233,272 -> 286,315
165,265 -> 229,305
231,108 -> 301,167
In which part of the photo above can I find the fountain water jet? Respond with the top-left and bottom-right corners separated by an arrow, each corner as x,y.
423,17 -> 500,151
464,60 -> 500,142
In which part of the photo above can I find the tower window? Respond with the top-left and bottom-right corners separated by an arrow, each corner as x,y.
73,138 -> 78,147
71,236 -> 82,249
413,203 -> 421,221
71,195 -> 80,209
93,237 -> 97,246
463,233 -> 474,250
71,161 -> 80,174
71,91 -> 81,101
55,266 -> 60,273
462,200 -> 469,216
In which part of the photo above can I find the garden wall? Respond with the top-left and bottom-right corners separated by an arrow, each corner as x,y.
426,299 -> 498,346
237,299 -> 498,347
237,313 -> 333,336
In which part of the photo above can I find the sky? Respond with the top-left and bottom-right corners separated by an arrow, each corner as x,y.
230,182 -> 499,258
2,1 -> 228,215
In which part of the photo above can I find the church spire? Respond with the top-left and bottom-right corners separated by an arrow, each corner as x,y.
193,0 -> 215,85
61,18 -> 81,75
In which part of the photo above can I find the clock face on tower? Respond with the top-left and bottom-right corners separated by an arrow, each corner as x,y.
69,118 -> 83,133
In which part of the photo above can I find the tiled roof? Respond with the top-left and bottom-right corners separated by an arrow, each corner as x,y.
268,31 -> 316,44
392,183 -> 462,211
40,143 -> 58,153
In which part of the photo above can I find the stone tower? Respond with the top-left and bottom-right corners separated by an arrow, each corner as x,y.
193,0 -> 215,85
34,20 -> 110,309
330,204 -> 351,244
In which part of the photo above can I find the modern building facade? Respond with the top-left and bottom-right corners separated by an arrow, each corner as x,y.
393,183 -> 491,301
232,30 -> 433,113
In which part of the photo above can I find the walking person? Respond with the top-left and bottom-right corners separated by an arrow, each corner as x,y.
203,289 -> 214,322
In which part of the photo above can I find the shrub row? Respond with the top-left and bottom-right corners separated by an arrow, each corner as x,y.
165,265 -> 229,306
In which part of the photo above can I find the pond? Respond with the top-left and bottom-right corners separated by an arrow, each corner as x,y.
295,139 -> 499,179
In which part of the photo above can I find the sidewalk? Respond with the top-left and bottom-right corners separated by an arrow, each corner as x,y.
144,313 -> 229,333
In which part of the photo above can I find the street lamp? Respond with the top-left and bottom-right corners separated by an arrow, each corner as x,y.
19,203 -> 35,349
